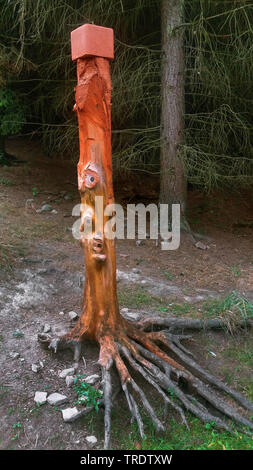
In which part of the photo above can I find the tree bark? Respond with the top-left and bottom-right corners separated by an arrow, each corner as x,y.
160,0 -> 187,213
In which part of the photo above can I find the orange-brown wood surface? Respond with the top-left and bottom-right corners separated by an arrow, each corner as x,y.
66,56 -> 124,352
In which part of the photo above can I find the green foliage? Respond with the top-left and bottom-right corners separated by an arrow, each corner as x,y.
117,413 -> 253,450
0,177 -> 14,186
202,291 -> 253,319
1,1 -> 253,188
0,86 -> 25,137
74,374 -> 103,411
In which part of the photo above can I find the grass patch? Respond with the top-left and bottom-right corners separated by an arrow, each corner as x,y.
118,286 -> 167,309
0,177 -> 14,186
222,339 -> 253,367
201,292 -> 253,333
115,413 -> 253,450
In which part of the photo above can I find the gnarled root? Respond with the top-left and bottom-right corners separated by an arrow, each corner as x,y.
38,318 -> 253,449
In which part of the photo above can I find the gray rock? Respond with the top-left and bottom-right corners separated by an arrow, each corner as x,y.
34,391 -> 47,405
10,352 -> 20,359
85,435 -> 97,447
59,368 -> 75,378
47,393 -> 68,406
85,374 -> 100,385
123,311 -> 141,322
195,241 -> 210,250
120,308 -> 129,314
69,311 -> 78,321
132,268 -> 141,274
43,323 -> 51,333
62,407 -> 82,422
66,375 -> 75,387
37,204 -> 52,213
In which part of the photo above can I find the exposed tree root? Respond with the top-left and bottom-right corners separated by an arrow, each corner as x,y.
38,317 -> 253,449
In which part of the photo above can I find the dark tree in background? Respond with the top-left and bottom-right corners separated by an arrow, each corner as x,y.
1,0 -> 253,196
160,0 -> 187,212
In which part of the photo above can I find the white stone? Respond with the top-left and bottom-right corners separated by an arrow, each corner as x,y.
62,407 -> 82,422
59,311 -> 64,315
59,368 -> 75,378
120,308 -> 129,313
69,311 -> 78,321
85,435 -> 97,447
85,374 -> 100,385
10,352 -> 20,359
66,375 -> 75,387
78,395 -> 88,405
123,311 -> 141,322
47,393 -> 68,406
34,391 -> 47,405
32,364 -> 40,373
43,323 -> 51,333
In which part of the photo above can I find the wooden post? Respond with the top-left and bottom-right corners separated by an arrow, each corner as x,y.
68,24 -> 126,356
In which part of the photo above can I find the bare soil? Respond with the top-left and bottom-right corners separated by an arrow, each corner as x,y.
0,137 -> 252,450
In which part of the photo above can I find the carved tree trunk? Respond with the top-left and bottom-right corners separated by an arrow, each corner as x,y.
66,56 -> 123,345
38,23 -> 253,450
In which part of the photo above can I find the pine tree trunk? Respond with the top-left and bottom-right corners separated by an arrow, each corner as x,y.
160,0 -> 186,213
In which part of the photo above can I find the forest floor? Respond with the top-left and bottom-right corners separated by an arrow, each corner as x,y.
0,137 -> 253,450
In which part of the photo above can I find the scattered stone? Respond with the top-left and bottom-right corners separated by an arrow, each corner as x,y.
132,268 -> 141,274
120,308 -> 129,314
62,407 -> 83,423
32,364 -> 40,373
59,311 -> 64,315
85,374 -> 100,385
85,435 -> 97,447
51,209 -> 58,214
123,311 -> 141,322
36,204 -> 52,213
10,352 -> 20,359
78,395 -> 88,405
66,375 -> 75,387
47,393 -> 69,406
39,361 -> 44,368
195,241 -> 210,250
34,391 -> 47,405
43,323 -> 51,333
69,311 -> 78,321
20,358 -> 25,363
59,368 -> 75,379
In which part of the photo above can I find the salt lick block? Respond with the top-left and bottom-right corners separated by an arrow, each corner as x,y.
71,24 -> 114,61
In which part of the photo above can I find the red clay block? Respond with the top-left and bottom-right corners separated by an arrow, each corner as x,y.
71,24 -> 114,61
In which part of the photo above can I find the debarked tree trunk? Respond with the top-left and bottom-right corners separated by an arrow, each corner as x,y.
38,24 -> 253,451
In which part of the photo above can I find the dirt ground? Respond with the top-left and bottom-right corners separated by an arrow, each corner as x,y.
0,137 -> 252,450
